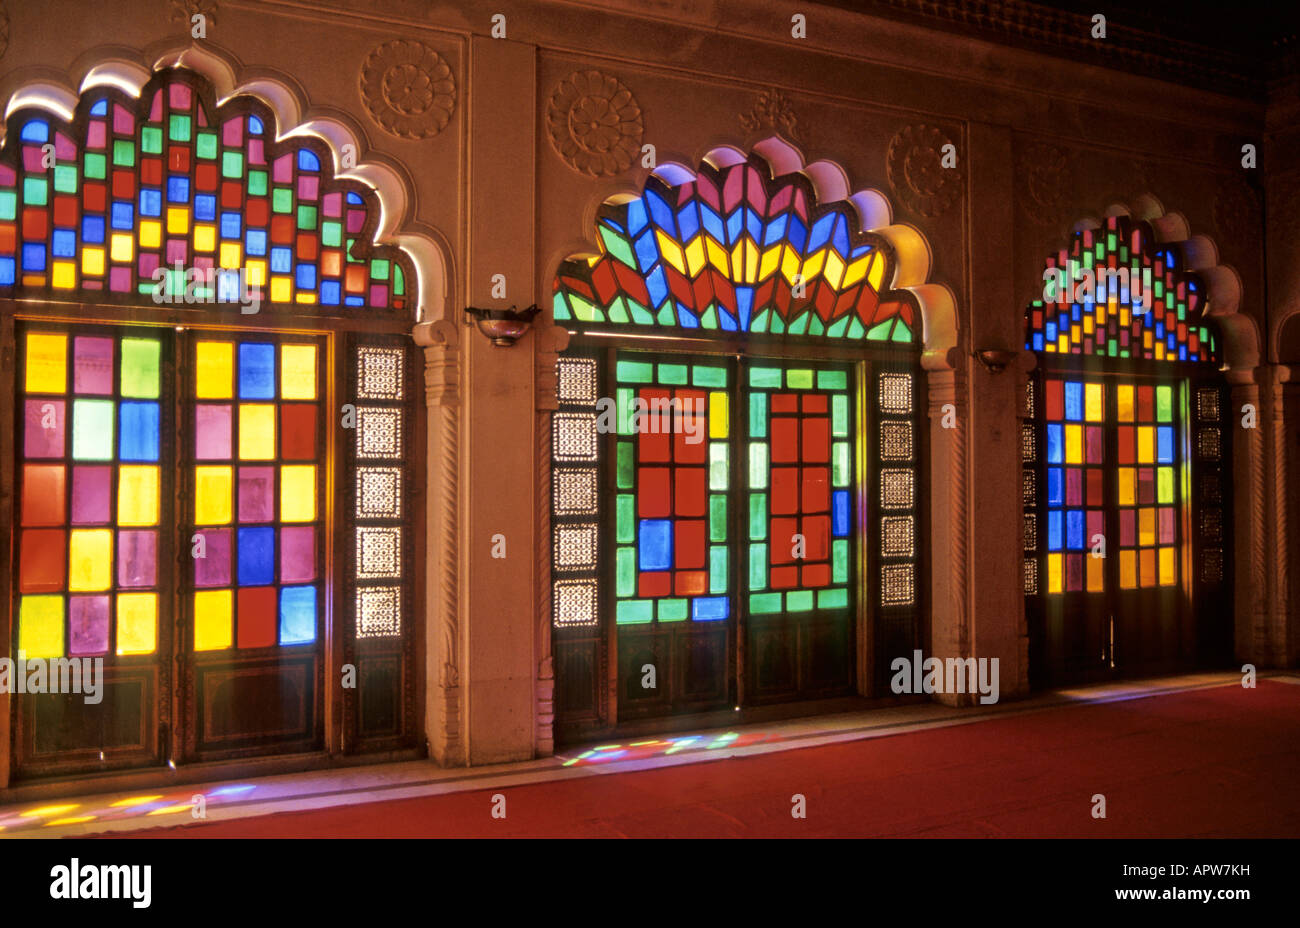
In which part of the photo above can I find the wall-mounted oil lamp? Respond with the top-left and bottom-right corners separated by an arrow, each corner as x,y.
464,304 -> 541,347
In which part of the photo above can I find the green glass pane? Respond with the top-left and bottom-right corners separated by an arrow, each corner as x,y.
272,188 -> 293,214
709,546 -> 727,594
616,359 -> 654,383
72,399 -> 114,461
692,365 -> 727,387
616,547 -> 636,596
658,599 -> 688,622
818,588 -> 849,610
866,319 -> 893,341
616,387 -> 634,435
221,150 -> 244,179
749,492 -> 767,541
658,363 -> 687,385
616,442 -> 633,489
112,139 -> 135,167
709,494 -> 727,542
394,266 -> 405,296
141,127 -> 163,154
322,221 -> 342,248
749,543 -> 767,590
617,600 -> 653,625
120,338 -> 160,399
248,170 -> 268,196
787,368 -> 814,389
749,443 -> 768,489
1155,385 -> 1173,422
700,306 -> 719,330
598,224 -> 636,268
0,190 -> 15,220
23,178 -> 47,207
832,394 -> 849,437
1158,467 -> 1175,504
750,366 -> 782,388
168,114 -> 192,142
196,132 -> 218,160
53,165 -> 78,194
749,392 -> 767,438
832,442 -> 850,487
367,258 -> 388,280
891,321 -> 913,343
832,539 -> 849,583
750,592 -> 782,614
616,494 -> 634,544
298,205 -> 319,232
817,370 -> 847,390
787,590 -> 814,612
708,443 -> 728,491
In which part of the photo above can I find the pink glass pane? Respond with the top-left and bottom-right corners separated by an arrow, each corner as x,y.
73,337 -> 114,395
69,595 -> 110,656
194,528 -> 232,587
195,404 -> 232,460
1159,507 -> 1176,544
280,526 -> 316,582
118,530 -> 157,587
238,467 -> 276,523
71,465 -> 112,524
24,399 -> 66,458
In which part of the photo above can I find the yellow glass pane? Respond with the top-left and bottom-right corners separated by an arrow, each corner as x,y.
52,261 -> 76,289
139,221 -> 161,248
1119,550 -> 1137,589
246,261 -> 266,287
1064,424 -> 1082,464
196,342 -> 234,399
25,333 -> 67,393
1117,468 -> 1135,506
193,590 -> 232,652
68,529 -> 113,591
195,466 -> 232,525
82,247 -> 105,276
1116,384 -> 1134,422
709,391 -> 728,439
1047,553 -> 1062,594
1157,467 -> 1175,504
281,344 -> 317,400
219,242 -> 241,269
1158,547 -> 1176,586
238,404 -> 276,460
1137,427 -> 1154,464
110,233 -> 134,262
1086,554 -> 1104,592
280,465 -> 316,522
1140,548 -> 1157,587
194,224 -> 216,253
19,595 -> 64,659
116,593 -> 157,655
1084,382 -> 1104,422
118,465 -> 159,526
1138,507 -> 1156,546
166,207 -> 189,235
270,277 -> 291,303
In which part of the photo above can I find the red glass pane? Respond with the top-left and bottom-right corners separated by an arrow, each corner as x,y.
801,467 -> 829,513
236,587 -> 278,649
673,468 -> 706,517
280,404 -> 316,460
674,519 -> 706,569
637,467 -> 670,518
21,464 -> 66,526
1045,379 -> 1064,420
801,417 -> 829,463
19,528 -> 66,592
769,517 -> 799,564
770,467 -> 799,515
771,418 -> 798,463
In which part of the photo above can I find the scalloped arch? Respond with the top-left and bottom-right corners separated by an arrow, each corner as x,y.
551,137 -> 956,366
0,43 -> 447,322
1028,197 -> 1256,371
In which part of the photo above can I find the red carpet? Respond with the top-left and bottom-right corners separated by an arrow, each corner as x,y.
125,681 -> 1300,837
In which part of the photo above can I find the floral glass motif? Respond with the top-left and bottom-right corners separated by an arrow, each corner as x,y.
0,70 -> 410,311
552,153 -> 917,342
1024,215 -> 1217,362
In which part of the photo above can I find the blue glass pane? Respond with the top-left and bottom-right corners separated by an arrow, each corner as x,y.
832,490 -> 849,537
82,216 -> 105,244
246,229 -> 267,256
139,189 -> 162,217
111,202 -> 134,230
1064,382 -> 1083,421
1047,468 -> 1063,506
1066,510 -> 1084,550
692,596 -> 729,621
1046,424 -> 1063,464
279,585 -> 317,644
220,212 -> 241,239
52,230 -> 76,258
297,149 -> 320,172
638,519 -> 672,571
321,281 -> 341,305
238,343 -> 276,399
167,176 -> 190,203
1047,510 -> 1063,551
237,527 -> 275,586
195,195 -> 217,222
119,402 -> 160,461
1157,426 -> 1174,463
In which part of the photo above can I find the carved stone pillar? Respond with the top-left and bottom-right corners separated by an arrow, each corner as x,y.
533,321 -> 570,758
925,350 -> 968,706
1269,365 -> 1293,667
1228,369 -> 1267,666
415,319 -> 464,766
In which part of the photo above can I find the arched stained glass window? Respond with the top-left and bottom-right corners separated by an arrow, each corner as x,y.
552,152 -> 917,342
1021,214 -> 1229,685
550,149 -> 924,741
2,68 -> 421,781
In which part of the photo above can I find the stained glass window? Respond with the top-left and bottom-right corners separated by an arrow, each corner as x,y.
1023,215 -> 1217,363
0,70 -> 411,313
1041,378 -> 1107,594
18,329 -> 164,658
190,336 -> 322,650
552,153 -> 917,342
